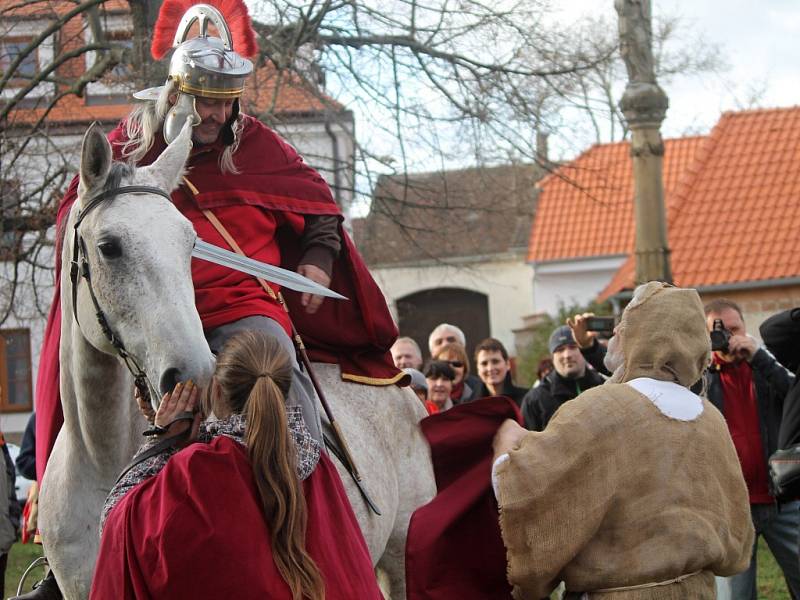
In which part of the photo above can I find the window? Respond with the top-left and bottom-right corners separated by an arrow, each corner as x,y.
109,35 -> 133,79
0,329 -> 33,412
0,38 -> 37,80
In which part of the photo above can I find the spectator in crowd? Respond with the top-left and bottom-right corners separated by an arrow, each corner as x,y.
759,308 -> 800,448
403,368 -> 429,406
0,428 -> 20,595
428,323 -> 466,355
492,282 -> 754,599
428,323 -> 482,392
432,342 -> 474,405
704,298 -> 799,599
424,361 -> 456,413
391,337 -> 424,370
472,338 -> 527,406
520,325 -> 606,431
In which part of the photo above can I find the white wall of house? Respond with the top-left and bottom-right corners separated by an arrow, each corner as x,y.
277,117 -> 356,220
369,252 -> 534,357
531,254 -> 628,316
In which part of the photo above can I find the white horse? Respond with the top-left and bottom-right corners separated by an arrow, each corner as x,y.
38,119 -> 436,599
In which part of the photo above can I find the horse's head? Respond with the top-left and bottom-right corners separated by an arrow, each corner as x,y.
69,117 -> 215,401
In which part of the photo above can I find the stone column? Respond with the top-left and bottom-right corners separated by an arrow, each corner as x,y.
615,0 -> 673,285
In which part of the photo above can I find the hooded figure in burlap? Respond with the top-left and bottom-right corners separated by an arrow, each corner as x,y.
493,282 -> 754,599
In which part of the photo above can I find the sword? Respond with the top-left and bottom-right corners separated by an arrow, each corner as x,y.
192,238 -> 347,300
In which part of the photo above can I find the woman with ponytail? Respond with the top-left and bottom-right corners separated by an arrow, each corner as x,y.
90,331 -> 382,600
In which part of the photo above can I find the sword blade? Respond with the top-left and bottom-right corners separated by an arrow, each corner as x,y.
192,239 -> 347,300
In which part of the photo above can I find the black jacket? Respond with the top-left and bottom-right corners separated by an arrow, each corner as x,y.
521,368 -> 606,431
579,339 -> 612,376
705,347 -> 794,467
760,309 -> 800,448
16,413 -> 36,481
471,372 -> 528,407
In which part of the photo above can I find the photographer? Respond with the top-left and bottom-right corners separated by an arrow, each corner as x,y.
704,299 -> 799,599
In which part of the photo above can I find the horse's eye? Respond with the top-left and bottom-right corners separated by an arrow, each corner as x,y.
97,240 -> 122,259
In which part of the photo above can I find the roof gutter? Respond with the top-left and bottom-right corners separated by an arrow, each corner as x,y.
604,276 -> 800,311
695,276 -> 800,293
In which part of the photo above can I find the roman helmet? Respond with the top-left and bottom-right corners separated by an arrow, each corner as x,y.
133,0 -> 258,144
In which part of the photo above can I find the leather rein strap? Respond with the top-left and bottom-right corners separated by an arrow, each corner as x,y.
69,185 -> 173,406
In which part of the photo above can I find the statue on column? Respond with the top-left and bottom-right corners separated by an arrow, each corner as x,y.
615,0 -> 657,84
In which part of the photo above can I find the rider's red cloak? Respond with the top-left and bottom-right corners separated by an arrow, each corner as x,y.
90,437 -> 382,599
35,115 -> 404,481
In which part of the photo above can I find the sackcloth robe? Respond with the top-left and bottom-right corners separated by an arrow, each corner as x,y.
495,282 -> 755,600
496,384 -> 754,599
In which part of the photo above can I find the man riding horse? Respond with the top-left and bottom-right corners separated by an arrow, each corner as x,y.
26,1 -> 404,597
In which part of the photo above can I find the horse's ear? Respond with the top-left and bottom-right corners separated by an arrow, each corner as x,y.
143,115 -> 194,192
78,123 -> 112,207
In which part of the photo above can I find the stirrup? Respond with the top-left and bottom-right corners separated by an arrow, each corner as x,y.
16,556 -> 49,596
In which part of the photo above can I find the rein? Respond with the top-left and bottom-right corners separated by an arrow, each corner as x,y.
69,185 -> 173,407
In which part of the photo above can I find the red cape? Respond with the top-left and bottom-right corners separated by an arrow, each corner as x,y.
406,396 -> 522,600
35,116 -> 403,481
90,438 -> 382,599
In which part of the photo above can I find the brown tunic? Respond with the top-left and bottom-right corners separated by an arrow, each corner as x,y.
496,383 -> 754,600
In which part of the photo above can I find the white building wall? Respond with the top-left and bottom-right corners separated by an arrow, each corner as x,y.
277,118 -> 355,220
370,255 -> 534,357
532,254 -> 628,316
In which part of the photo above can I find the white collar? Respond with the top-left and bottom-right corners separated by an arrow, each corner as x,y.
625,377 -> 704,421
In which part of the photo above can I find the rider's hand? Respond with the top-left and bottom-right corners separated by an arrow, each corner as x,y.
154,381 -> 202,442
567,312 -> 597,349
135,387 -> 156,424
297,263 -> 331,315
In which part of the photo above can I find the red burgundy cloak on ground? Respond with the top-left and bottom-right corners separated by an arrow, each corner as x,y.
406,396 -> 522,600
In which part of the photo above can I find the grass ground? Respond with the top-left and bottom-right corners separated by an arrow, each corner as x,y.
0,537 -> 795,599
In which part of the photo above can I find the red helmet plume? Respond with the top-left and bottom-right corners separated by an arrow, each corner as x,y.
151,0 -> 258,60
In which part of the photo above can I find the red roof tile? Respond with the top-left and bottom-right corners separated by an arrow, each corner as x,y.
600,106 -> 800,299
528,136 -> 705,263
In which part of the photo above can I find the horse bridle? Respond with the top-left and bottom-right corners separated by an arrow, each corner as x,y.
70,184 -> 173,408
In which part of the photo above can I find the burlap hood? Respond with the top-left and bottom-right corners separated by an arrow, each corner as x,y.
616,281 -> 710,387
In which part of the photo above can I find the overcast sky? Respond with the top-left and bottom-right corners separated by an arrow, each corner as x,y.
558,0 -> 798,140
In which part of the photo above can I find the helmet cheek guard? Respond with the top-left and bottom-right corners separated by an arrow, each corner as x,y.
164,92 -> 201,145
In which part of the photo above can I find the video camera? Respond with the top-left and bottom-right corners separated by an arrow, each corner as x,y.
710,319 -> 732,353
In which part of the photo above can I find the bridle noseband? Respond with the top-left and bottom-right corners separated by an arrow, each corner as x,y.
70,184 -> 173,407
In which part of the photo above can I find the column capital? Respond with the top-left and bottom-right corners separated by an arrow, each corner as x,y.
620,81 -> 669,128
